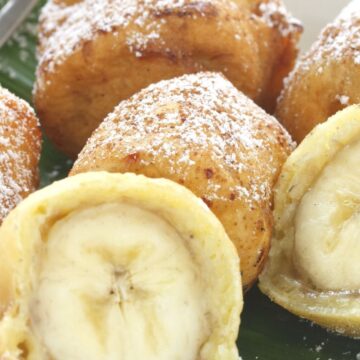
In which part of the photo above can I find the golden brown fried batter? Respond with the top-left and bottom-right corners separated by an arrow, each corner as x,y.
35,0 -> 301,157
0,87 -> 41,223
70,72 -> 294,289
276,0 -> 360,143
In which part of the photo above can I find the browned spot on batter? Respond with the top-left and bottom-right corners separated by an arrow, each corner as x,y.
124,153 -> 140,163
154,2 -> 218,18
18,341 -> 29,358
256,219 -> 266,232
204,168 -> 214,179
136,47 -> 179,63
96,28 -> 108,35
255,248 -> 265,266
201,197 -> 213,208
82,40 -> 93,59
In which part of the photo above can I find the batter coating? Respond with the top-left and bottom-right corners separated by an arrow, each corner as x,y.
0,87 -> 41,223
34,0 -> 301,157
71,72 -> 294,289
276,0 -> 360,143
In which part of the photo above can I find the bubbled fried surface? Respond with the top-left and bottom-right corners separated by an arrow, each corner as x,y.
70,72 -> 294,288
0,87 -> 41,223
276,0 -> 360,143
35,0 -> 301,157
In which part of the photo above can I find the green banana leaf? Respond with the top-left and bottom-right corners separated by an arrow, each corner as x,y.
0,1 -> 358,359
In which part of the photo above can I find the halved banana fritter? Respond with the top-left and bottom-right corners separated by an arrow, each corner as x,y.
34,0 -> 301,157
259,105 -> 360,337
0,172 -> 242,360
70,72 -> 294,290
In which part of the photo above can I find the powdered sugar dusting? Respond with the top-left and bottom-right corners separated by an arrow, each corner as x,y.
314,0 -> 360,66
37,0 -> 199,72
38,0 -> 301,74
336,94 -> 350,106
0,87 -> 41,222
280,0 -> 360,98
74,72 -> 293,206
258,0 -> 302,37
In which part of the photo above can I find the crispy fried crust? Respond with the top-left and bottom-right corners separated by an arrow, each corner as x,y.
276,0 -> 360,143
0,87 -> 41,223
70,72 -> 294,289
35,0 -> 301,157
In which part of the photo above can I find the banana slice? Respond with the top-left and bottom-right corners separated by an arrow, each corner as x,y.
0,172 -> 242,360
259,105 -> 360,337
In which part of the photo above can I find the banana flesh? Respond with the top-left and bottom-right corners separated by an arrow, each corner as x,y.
295,140 -> 360,291
31,203 -> 209,360
0,172 -> 242,360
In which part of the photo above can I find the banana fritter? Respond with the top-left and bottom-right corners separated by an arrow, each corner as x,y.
0,87 -> 41,223
35,0 -> 301,157
276,0 -> 360,143
70,72 -> 294,289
